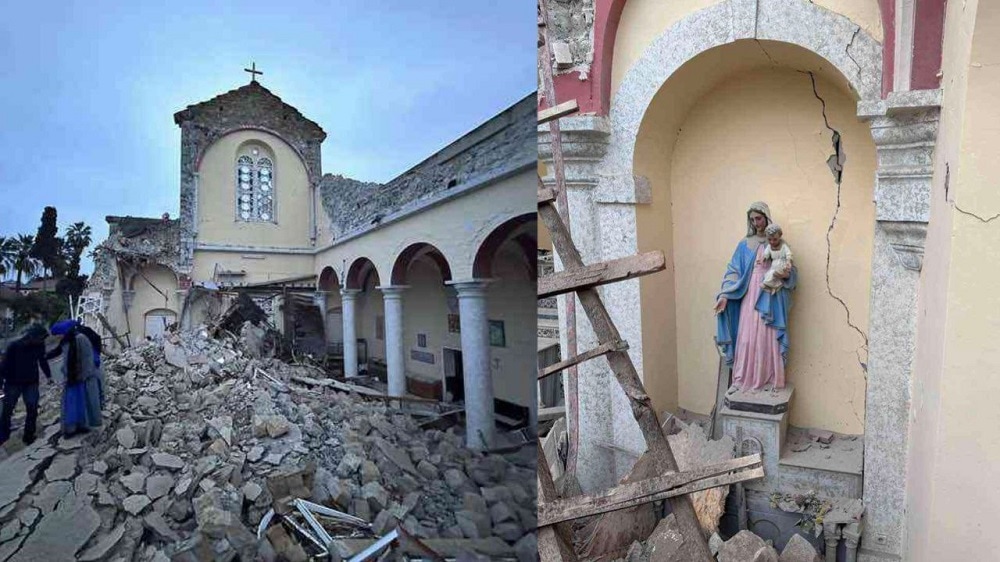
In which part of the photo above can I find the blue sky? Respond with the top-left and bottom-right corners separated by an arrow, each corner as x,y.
0,0 -> 536,275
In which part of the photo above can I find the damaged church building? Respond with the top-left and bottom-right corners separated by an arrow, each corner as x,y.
538,0 -> 999,560
84,78 -> 537,451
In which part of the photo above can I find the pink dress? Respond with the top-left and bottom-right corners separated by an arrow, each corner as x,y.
731,244 -> 785,390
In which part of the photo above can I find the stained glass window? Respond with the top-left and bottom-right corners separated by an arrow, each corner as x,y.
235,150 -> 276,222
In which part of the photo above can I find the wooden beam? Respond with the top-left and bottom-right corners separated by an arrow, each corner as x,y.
538,251 -> 666,299
538,340 -> 628,380
539,187 -> 557,206
538,99 -> 580,125
538,455 -> 764,527
538,442 -> 578,561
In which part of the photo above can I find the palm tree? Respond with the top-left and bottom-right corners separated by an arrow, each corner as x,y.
65,222 -> 92,259
12,234 -> 38,292
0,236 -> 15,281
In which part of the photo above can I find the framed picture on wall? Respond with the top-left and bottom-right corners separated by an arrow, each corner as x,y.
376,315 -> 384,340
448,314 -> 461,334
489,320 -> 505,347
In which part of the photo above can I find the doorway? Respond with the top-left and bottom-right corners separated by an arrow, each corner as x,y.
443,348 -> 464,402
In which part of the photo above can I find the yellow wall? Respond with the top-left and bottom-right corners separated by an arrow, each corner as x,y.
485,244 -> 538,408
906,0 -> 1000,557
635,43 -> 875,433
197,129 -> 312,248
611,0 -> 882,101
403,258 -> 459,383
191,251 -> 313,285
127,264 -> 180,340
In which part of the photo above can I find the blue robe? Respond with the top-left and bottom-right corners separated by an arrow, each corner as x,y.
716,238 -> 797,366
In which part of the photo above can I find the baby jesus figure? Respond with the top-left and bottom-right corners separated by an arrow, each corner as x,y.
759,223 -> 793,294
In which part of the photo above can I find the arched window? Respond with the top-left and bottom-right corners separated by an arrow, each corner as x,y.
235,145 -> 276,223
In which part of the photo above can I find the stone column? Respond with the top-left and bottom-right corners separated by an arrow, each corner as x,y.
313,290 -> 329,313
856,90 -> 941,562
451,280 -> 495,450
340,289 -> 360,379
378,286 -> 408,397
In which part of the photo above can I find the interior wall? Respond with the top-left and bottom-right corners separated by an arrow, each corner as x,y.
907,0 -> 1000,557
402,258 -> 458,384
485,243 -> 537,408
127,265 -> 180,341
635,44 -> 876,434
611,0 -> 883,99
357,274 -> 386,363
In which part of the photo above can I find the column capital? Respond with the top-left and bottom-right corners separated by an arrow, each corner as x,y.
339,288 -> 361,298
376,285 -> 409,297
446,279 -> 492,296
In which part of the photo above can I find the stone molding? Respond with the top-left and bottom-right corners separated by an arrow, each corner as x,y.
599,0 -> 883,205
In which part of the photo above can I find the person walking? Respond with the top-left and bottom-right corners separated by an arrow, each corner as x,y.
0,325 -> 52,445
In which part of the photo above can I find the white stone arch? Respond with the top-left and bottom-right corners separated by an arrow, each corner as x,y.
602,0 -> 882,203
465,212 -> 537,281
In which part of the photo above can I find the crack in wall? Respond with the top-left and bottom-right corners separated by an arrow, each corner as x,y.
846,26 -> 863,83
802,71 -> 870,393
946,161 -> 1000,222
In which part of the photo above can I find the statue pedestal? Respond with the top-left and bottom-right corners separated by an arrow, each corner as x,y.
725,385 -> 794,415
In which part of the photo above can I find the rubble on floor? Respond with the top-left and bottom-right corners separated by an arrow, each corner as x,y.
0,325 -> 536,561
614,519 -> 822,562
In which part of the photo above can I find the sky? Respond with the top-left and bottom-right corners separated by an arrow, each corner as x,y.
0,0 -> 536,275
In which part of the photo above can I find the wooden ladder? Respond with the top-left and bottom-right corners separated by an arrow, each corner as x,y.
536,2 -> 762,560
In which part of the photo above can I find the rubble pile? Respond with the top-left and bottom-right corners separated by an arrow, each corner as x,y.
0,327 -> 537,561
615,522 -> 823,562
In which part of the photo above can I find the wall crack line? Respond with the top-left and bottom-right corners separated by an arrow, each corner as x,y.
802,71 -> 870,380
846,26 -> 862,83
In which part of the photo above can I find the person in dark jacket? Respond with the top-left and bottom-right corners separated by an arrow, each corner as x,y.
0,325 -> 52,445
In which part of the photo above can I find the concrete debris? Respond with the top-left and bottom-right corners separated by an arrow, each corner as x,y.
779,533 -> 822,562
718,530 -> 769,562
0,324 -> 534,561
808,430 -> 834,445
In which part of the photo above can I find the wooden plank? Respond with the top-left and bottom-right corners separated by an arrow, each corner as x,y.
538,99 -> 580,125
538,251 -> 666,299
539,187 -> 557,205
538,340 -> 627,380
538,442 -> 578,561
538,455 -> 762,527
538,197 -> 713,560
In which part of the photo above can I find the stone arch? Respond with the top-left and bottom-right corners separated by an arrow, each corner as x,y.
601,0 -> 882,204
472,213 -> 537,279
390,243 -> 453,285
318,266 -> 340,292
345,257 -> 381,290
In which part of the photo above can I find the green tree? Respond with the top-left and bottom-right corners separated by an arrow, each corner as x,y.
12,234 -> 38,292
0,236 -> 14,280
57,221 -> 93,299
29,206 -> 64,290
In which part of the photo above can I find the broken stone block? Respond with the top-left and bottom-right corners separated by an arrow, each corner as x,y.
456,509 -> 491,538
146,474 -> 175,500
552,41 -> 573,68
372,509 -> 399,536
247,446 -> 265,463
719,530 -> 769,562
0,519 -> 20,543
464,492 -> 488,515
417,459 -> 438,480
513,532 -> 538,562
10,493 -> 100,562
44,454 -> 77,481
754,545 -> 780,562
360,460 -> 380,485
33,480 -> 73,514
151,452 -> 184,470
444,469 -> 467,490
163,341 -> 189,369
242,482 -> 262,502
809,430 -> 835,444
116,427 -> 137,449
489,502 -> 517,526
123,494 -> 152,516
77,523 -> 126,562
143,511 -> 181,542
121,472 -> 147,494
362,481 -> 389,512
207,416 -> 234,446
709,532 -> 725,555
779,533 -> 822,562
